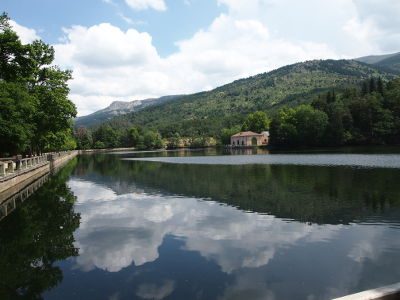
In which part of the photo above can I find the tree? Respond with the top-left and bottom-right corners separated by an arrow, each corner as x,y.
241,111 -> 270,133
369,77 -> 376,93
377,77 -> 384,95
75,127 -> 93,150
384,78 -> 400,142
0,13 -> 76,155
0,82 -> 36,155
269,107 -> 297,146
0,13 -> 31,82
92,124 -> 119,148
324,100 -> 353,145
361,81 -> 369,96
167,132 -> 182,149
128,126 -> 141,147
143,130 -> 163,150
31,64 -> 76,152
270,105 -> 328,146
220,125 -> 241,145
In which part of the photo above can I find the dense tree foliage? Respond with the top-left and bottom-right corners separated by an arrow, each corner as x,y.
0,13 -> 76,156
92,59 -> 395,140
74,77 -> 400,150
270,105 -> 329,146
241,111 -> 270,133
75,123 -> 164,150
271,78 -> 400,146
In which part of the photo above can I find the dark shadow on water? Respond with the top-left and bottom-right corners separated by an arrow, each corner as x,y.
0,159 -> 80,299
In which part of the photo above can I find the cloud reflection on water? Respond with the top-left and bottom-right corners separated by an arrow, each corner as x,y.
67,173 -> 400,299
69,179 -> 342,273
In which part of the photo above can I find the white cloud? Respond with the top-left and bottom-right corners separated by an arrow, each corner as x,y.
54,16 -> 336,116
136,280 -> 175,300
345,0 -> 400,53
47,0 -> 400,116
125,0 -> 167,11
9,20 -> 40,44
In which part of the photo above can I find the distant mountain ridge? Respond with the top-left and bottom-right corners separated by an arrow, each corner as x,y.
108,59 -> 398,137
355,51 -> 400,74
74,95 -> 183,127
76,56 -> 399,134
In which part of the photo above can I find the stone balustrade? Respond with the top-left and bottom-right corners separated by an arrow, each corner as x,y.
0,154 -> 48,178
0,151 -> 76,178
0,150 -> 77,198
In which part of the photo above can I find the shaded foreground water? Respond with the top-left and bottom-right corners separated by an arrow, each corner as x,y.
1,150 -> 400,300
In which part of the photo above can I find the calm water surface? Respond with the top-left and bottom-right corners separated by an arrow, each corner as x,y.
1,149 -> 400,300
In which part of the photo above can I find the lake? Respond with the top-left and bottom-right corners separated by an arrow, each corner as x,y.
1,149 -> 400,300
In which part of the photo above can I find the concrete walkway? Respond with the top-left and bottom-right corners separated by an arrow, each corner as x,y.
333,282 -> 400,300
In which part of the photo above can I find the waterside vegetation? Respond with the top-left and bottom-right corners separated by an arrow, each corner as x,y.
0,13 -> 77,157
75,77 -> 400,149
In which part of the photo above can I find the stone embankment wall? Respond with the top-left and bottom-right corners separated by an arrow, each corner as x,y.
0,151 -> 78,195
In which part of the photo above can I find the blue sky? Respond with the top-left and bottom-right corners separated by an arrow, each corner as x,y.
2,0 -> 400,116
2,0 -> 223,56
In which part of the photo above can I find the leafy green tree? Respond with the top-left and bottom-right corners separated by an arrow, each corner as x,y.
349,93 -> 392,143
377,77 -> 384,95
0,13 -> 76,155
0,82 -> 36,155
0,13 -> 31,82
167,132 -> 182,149
270,107 -> 297,146
294,105 -> 328,145
220,125 -> 241,145
324,100 -> 353,145
143,130 -> 163,149
128,126 -> 141,147
94,141 -> 105,149
270,105 -> 328,146
31,64 -> 76,152
311,94 -> 328,112
241,111 -> 270,133
92,124 -> 119,148
75,127 -> 93,150
384,78 -> 400,142
189,136 -> 207,148
369,77 -> 376,93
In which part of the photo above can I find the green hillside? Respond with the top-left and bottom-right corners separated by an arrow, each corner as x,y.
375,53 -> 400,73
356,52 -> 399,64
112,59 -> 395,137
356,52 -> 400,74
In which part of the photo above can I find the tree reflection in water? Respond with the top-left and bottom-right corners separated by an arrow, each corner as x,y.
75,154 -> 400,225
0,159 -> 80,299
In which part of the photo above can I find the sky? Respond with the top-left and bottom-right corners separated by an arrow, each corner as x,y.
2,0 -> 400,116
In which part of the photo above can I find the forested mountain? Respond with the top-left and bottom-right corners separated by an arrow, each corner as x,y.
105,59 -> 396,137
75,95 -> 183,127
374,53 -> 400,73
356,52 -> 400,73
356,52 -> 399,64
